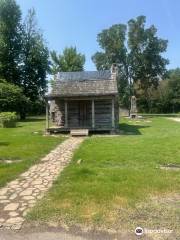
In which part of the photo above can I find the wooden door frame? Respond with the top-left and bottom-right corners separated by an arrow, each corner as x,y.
78,100 -> 89,127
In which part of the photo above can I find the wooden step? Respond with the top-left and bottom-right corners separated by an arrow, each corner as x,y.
70,129 -> 89,136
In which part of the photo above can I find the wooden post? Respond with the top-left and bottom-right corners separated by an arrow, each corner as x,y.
65,100 -> 68,128
46,100 -> 49,129
112,98 -> 115,129
92,99 -> 95,129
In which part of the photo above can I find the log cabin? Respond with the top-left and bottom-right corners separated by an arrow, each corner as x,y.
45,65 -> 119,134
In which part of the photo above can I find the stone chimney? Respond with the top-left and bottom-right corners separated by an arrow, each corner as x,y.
111,64 -> 118,80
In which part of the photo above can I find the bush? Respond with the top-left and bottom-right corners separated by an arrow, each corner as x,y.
0,79 -> 29,119
0,112 -> 17,128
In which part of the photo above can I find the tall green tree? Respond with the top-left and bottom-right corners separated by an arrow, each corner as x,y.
22,8 -> 49,102
0,0 -> 22,85
92,16 -> 169,111
21,9 -> 49,118
92,24 -> 127,70
128,16 -> 169,108
0,2 -> 49,118
50,47 -> 85,74
92,24 -> 130,108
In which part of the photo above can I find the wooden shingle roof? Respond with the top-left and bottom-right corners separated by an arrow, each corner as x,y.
47,70 -> 118,98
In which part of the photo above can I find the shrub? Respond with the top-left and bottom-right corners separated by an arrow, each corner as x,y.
0,79 -> 29,118
0,112 -> 17,128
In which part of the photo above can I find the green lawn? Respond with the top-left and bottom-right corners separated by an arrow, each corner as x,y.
28,117 -> 180,233
0,117 -> 65,187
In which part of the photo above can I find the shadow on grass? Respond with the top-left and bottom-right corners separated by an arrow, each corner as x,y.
19,117 -> 45,123
119,123 -> 150,135
0,142 -> 9,146
141,113 -> 180,117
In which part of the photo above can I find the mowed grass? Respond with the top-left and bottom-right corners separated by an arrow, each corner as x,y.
28,117 -> 180,231
0,117 -> 65,187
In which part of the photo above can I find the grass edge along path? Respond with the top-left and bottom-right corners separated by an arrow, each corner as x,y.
0,117 -> 65,187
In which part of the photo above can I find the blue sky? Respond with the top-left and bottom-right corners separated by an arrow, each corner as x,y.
16,0 -> 180,70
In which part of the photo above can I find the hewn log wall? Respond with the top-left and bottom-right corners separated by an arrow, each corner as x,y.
51,98 -> 119,129
94,99 -> 112,128
67,101 -> 79,127
51,99 -> 65,126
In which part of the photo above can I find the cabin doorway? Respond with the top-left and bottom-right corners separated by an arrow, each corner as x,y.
79,101 -> 91,127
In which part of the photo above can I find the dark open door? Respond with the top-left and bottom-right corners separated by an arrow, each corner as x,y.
79,101 -> 87,127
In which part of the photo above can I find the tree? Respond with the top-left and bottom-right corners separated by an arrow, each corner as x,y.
92,16 -> 169,111
0,2 -> 49,118
92,24 -> 130,108
166,69 -> 180,112
22,9 -> 49,102
92,24 -> 127,70
128,16 -> 169,109
0,0 -> 23,85
142,69 -> 180,113
50,47 -> 85,74
151,79 -> 171,113
0,79 -> 28,114
21,9 -> 49,118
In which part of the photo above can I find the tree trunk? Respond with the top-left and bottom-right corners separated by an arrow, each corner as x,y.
20,111 -> 26,120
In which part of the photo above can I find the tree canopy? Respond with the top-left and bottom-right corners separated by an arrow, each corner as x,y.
92,24 -> 127,70
0,1 -> 49,118
92,16 -> 169,110
0,0 -> 22,85
50,47 -> 85,74
128,16 -> 169,101
22,8 -> 49,102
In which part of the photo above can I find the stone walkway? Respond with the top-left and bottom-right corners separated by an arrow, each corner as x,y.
168,117 -> 180,122
0,137 -> 84,230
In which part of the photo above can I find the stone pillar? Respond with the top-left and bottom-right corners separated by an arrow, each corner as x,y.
64,100 -> 68,128
46,100 -> 49,129
112,98 -> 115,128
130,96 -> 137,118
92,99 -> 95,129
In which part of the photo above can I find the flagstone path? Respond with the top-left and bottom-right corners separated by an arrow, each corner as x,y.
0,137 -> 84,231
168,117 -> 180,122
